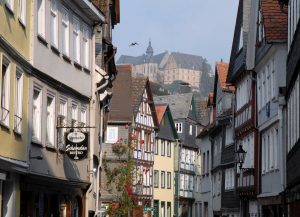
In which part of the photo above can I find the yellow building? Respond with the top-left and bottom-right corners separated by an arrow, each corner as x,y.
0,0 -> 32,216
154,105 -> 178,217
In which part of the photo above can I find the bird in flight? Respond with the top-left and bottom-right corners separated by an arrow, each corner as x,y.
129,42 -> 139,47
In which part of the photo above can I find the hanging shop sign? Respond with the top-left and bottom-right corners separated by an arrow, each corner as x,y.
65,131 -> 88,160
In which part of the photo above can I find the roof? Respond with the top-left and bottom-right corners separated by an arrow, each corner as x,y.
194,96 -> 209,126
215,61 -> 235,92
109,65 -> 133,122
171,52 -> 204,71
132,77 -> 149,117
117,52 -> 168,66
154,93 -> 194,120
155,105 -> 167,123
261,0 -> 288,42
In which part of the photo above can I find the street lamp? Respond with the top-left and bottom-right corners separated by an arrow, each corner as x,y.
235,144 -> 246,169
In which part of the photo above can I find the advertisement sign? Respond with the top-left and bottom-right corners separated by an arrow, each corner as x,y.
65,131 -> 88,160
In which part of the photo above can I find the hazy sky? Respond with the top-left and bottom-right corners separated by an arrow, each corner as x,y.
113,0 -> 239,67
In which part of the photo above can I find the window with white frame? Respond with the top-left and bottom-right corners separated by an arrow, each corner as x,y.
82,24 -> 90,69
154,139 -> 158,155
61,7 -> 69,56
287,74 -> 300,152
80,108 -> 87,127
71,103 -> 78,124
161,171 -> 165,188
14,69 -> 23,133
46,94 -> 55,146
1,57 -> 11,126
154,170 -> 159,188
32,87 -> 42,141
106,126 -> 118,143
73,16 -> 80,64
262,126 -> 279,174
225,125 -> 233,146
189,125 -> 193,135
58,98 -> 67,147
18,0 -> 26,25
175,122 -> 182,133
50,0 -> 58,47
167,172 -> 171,189
225,168 -> 235,190
167,141 -> 171,157
184,175 -> 188,191
37,0 -> 45,38
161,140 -> 165,156
189,175 -> 193,191
5,0 -> 14,12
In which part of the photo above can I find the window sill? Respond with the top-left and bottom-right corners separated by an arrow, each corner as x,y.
74,62 -> 83,70
32,139 -> 43,147
46,144 -> 57,152
0,121 -> 10,131
63,54 -> 71,63
83,67 -> 91,74
18,18 -> 26,29
37,35 -> 48,47
51,45 -> 60,56
5,3 -> 14,15
13,129 -> 22,137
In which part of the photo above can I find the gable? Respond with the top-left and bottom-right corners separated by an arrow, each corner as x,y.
135,88 -> 155,128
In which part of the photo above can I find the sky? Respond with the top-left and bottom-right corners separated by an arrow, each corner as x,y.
112,0 -> 239,67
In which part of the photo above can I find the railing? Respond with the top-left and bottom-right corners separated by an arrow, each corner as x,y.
1,106 -> 9,125
14,114 -> 22,133
237,168 -> 255,191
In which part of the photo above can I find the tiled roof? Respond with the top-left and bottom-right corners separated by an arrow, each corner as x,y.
194,96 -> 209,126
131,77 -> 148,117
109,65 -> 133,122
155,105 -> 167,123
154,93 -> 194,120
262,0 -> 288,42
117,52 -> 168,65
216,61 -> 235,92
171,52 -> 204,71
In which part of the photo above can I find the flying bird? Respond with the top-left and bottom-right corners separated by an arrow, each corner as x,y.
129,42 -> 139,47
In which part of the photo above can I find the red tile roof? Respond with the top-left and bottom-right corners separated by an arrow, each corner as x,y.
262,0 -> 288,42
216,61 -> 235,92
155,105 -> 167,123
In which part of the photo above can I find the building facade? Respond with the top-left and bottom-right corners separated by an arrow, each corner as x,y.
0,0 -> 32,216
153,105 -> 178,217
154,93 -> 199,217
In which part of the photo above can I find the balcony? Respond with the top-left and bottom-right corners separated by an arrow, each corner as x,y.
237,168 -> 255,197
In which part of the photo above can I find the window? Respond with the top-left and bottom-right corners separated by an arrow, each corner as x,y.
37,0 -> 46,37
46,94 -> 55,146
1,57 -> 11,126
61,7 -> 69,56
80,108 -> 87,127
180,174 -> 184,190
206,151 -> 209,173
18,0 -> 26,25
5,0 -> 14,12
167,202 -> 171,217
161,171 -> 165,188
154,170 -> 159,188
154,139 -> 158,155
167,141 -> 171,157
225,125 -> 233,146
82,24 -> 90,69
161,140 -> 165,156
14,69 -> 23,133
225,168 -> 235,190
71,103 -> 78,125
50,0 -> 58,47
175,122 -> 182,133
167,172 -> 171,189
189,125 -> 193,135
106,127 -> 118,143
161,202 -> 165,217
32,87 -> 42,141
202,153 -> 206,174
58,98 -> 67,147
73,17 -> 80,64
